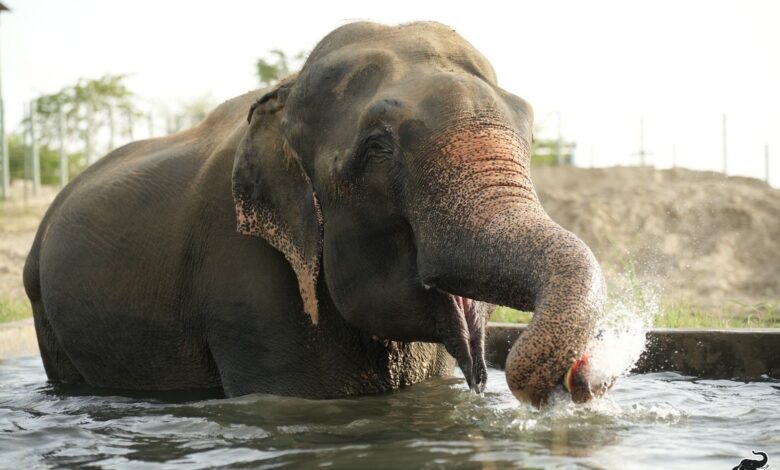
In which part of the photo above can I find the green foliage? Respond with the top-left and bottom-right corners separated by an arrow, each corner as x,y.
491,307 -> 532,323
6,133 -> 25,180
6,133 -> 86,184
256,49 -> 307,86
179,96 -> 214,127
531,137 -> 575,166
31,74 -> 140,143
491,301 -> 780,328
21,74 -> 142,173
657,300 -> 779,328
0,298 -> 31,324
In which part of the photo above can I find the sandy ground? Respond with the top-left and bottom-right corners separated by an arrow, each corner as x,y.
533,166 -> 780,316
1,167 -> 778,318
0,182 -> 58,303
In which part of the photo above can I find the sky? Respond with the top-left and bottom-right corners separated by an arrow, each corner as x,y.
2,0 -> 779,185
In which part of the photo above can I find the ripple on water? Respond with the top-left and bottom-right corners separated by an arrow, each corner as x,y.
1,356 -> 779,469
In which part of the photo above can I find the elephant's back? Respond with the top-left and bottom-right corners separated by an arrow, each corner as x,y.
36,88 -> 260,297
40,136 -> 208,296
27,91 -> 259,389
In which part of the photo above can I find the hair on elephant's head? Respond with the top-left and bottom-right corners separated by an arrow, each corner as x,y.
232,21 -> 609,406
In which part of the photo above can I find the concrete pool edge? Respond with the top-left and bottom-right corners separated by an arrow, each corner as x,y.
2,319 -> 779,380
486,323 -> 780,380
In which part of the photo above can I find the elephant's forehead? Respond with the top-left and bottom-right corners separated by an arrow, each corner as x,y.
303,49 -> 400,100
300,36 -> 496,102
306,21 -> 496,83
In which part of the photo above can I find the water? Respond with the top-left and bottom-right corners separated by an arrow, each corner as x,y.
2,356 -> 779,469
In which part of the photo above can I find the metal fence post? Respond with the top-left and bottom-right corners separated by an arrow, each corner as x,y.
639,116 -> 646,166
589,144 -> 595,168
85,103 -> 93,166
0,94 -> 7,199
108,105 -> 115,151
125,107 -> 134,140
0,9 -> 8,199
30,100 -> 40,195
722,114 -> 728,174
59,104 -> 67,188
555,111 -> 562,165
23,103 -> 29,204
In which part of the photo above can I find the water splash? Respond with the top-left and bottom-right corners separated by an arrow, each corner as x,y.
585,266 -> 660,387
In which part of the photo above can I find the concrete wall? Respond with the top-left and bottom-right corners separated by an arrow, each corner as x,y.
486,323 -> 780,380
3,319 -> 780,380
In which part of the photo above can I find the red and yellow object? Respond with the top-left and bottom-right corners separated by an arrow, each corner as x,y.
563,353 -> 617,403
563,354 -> 589,394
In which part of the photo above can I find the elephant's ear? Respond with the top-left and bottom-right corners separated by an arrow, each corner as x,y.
232,75 -> 324,325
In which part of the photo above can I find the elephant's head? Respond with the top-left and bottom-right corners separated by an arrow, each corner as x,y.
232,21 -> 608,406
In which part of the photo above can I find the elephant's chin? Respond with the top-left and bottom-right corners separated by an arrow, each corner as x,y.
428,288 -> 488,393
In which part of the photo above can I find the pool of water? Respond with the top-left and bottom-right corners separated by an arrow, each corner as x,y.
1,355 -> 778,469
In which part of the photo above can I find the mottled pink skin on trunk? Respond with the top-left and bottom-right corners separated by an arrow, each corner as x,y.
408,115 -> 607,407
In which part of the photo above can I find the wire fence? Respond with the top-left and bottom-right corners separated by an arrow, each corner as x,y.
533,112 -> 774,187
0,97 -> 207,201
0,106 -> 775,201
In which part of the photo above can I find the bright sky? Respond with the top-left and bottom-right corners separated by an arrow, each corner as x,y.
3,0 -> 779,184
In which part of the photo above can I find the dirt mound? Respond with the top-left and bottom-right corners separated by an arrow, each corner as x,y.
532,166 -> 780,313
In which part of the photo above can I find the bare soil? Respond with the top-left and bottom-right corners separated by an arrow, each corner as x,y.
1,167 -> 778,319
533,166 -> 780,317
0,183 -> 57,303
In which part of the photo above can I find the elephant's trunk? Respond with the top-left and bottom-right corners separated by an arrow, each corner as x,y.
497,215 -> 606,406
409,119 -> 607,406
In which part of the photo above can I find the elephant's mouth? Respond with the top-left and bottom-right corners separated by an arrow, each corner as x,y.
429,286 -> 488,393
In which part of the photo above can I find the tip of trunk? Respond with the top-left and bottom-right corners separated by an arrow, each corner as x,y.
504,229 -> 607,407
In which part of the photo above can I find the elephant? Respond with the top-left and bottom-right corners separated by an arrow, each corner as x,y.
733,451 -> 769,470
24,21 -> 608,406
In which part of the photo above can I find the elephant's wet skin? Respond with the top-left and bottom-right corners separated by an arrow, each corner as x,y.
25,21 -> 608,406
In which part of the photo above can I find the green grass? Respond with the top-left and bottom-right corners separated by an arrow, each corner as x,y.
657,300 -> 779,328
489,300 -> 780,328
0,298 -> 32,324
490,306 -> 532,324
1,295 -> 777,328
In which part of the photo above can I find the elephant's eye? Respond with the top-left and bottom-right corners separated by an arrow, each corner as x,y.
358,130 -> 394,162
365,138 -> 393,160
345,129 -> 395,181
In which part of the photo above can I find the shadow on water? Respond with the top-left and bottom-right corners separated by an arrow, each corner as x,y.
1,355 -> 779,468
43,382 -> 226,403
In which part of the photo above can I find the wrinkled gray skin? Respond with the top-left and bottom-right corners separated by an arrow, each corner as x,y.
25,21 -> 606,405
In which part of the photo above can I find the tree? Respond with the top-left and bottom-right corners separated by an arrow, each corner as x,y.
30,74 -> 142,163
532,137 -> 576,166
530,118 -> 576,166
7,133 -> 85,184
171,95 -> 217,132
256,49 -> 307,86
